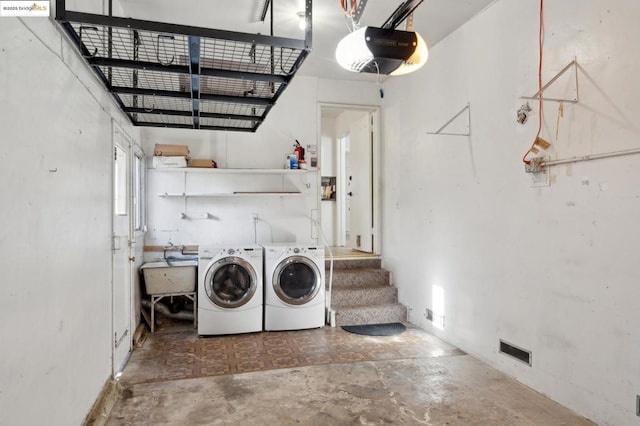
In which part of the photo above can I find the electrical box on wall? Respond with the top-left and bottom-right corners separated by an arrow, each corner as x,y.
306,144 -> 318,170
525,157 -> 550,187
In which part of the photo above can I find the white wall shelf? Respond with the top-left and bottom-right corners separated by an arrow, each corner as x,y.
148,167 -> 311,174
158,192 -> 303,198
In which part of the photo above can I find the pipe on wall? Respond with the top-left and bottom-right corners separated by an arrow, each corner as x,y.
141,299 -> 194,321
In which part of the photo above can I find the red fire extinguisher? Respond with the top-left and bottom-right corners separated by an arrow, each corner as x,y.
294,140 -> 305,161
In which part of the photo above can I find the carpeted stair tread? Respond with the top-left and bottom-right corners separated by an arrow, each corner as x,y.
325,256 -> 407,327
330,286 -> 398,308
327,269 -> 390,287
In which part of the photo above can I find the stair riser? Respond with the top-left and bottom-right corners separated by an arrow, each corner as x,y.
330,287 -> 398,308
335,304 -> 407,327
325,258 -> 381,270
327,270 -> 390,287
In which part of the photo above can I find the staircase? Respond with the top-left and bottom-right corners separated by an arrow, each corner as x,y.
325,257 -> 407,326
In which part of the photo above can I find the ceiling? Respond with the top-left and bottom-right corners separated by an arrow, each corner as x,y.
117,0 -> 497,82
56,0 -> 497,131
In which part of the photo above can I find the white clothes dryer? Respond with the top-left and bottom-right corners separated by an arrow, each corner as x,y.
198,245 -> 263,335
262,243 -> 325,331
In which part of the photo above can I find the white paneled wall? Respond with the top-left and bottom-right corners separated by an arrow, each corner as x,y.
381,1 -> 640,425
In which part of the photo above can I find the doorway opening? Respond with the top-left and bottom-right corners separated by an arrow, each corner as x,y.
318,104 -> 381,255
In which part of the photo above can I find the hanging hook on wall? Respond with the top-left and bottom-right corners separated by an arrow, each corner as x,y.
141,95 -> 155,113
79,26 -> 99,58
156,34 -> 176,66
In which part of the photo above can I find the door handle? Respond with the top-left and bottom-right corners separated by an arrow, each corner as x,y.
347,192 -> 353,196
129,256 -> 136,262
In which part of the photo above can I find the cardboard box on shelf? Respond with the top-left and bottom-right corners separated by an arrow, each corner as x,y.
152,156 -> 187,168
153,143 -> 189,157
188,159 -> 217,168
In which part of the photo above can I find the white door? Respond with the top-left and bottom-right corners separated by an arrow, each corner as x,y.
347,112 -> 373,252
112,123 -> 132,375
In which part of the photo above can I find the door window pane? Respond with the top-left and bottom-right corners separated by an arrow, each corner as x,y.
114,145 -> 127,216
133,154 -> 143,230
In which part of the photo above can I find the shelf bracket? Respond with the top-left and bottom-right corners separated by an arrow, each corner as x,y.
180,212 -> 214,220
522,59 -> 579,103
427,103 -> 471,137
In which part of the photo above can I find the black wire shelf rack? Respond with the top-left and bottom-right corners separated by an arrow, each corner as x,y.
55,0 -> 312,132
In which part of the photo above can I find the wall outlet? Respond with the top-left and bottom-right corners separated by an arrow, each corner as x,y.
425,308 -> 433,321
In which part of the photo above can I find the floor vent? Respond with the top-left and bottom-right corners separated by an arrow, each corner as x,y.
499,340 -> 532,366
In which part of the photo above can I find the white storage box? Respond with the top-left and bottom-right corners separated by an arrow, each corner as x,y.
140,260 -> 197,295
151,156 -> 187,168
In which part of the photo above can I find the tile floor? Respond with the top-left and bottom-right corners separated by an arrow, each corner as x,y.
106,324 -> 595,425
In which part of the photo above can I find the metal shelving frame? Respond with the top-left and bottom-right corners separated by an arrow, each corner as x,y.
55,0 -> 312,132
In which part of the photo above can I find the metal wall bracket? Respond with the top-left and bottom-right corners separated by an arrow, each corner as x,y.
522,59 -> 579,104
427,103 -> 471,137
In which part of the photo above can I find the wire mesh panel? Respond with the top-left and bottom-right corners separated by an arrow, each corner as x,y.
59,6 -> 310,131
135,113 -> 194,127
199,101 -> 266,118
117,94 -> 193,112
200,117 -> 257,130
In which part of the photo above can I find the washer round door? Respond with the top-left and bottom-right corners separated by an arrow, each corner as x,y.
204,256 -> 257,308
273,255 -> 321,305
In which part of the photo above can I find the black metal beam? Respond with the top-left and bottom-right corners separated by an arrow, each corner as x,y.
58,11 -> 307,50
201,67 -> 289,84
381,0 -> 424,29
201,125 -> 258,132
188,35 -> 201,129
124,107 -> 263,123
88,57 -> 188,74
87,57 -> 290,84
111,86 -> 191,99
200,93 -> 273,106
111,86 -> 274,106
260,0 -> 272,22
134,122 -> 256,132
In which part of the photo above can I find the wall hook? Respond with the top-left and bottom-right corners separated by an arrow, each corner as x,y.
141,95 -> 155,113
79,26 -> 99,58
156,34 -> 176,66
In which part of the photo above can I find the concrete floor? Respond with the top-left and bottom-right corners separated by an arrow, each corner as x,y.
106,326 -> 594,425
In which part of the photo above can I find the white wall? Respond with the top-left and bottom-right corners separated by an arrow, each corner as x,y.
142,77 -> 381,252
381,1 -> 640,425
0,16 -> 135,425
320,116 -> 337,245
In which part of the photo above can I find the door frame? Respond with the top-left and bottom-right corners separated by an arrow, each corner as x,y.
111,120 -> 134,377
318,103 -> 382,255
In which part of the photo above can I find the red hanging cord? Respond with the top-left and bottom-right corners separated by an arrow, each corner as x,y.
340,0 -> 357,17
523,0 -> 544,164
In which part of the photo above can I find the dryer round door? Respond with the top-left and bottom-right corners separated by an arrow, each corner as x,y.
204,256 -> 257,308
272,255 -> 321,305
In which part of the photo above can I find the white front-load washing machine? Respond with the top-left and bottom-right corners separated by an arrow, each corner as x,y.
198,245 -> 263,335
262,243 -> 325,331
